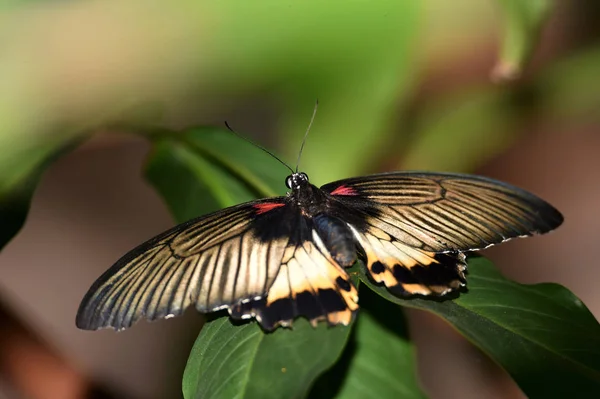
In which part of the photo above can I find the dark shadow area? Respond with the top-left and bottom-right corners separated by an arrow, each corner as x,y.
307,284 -> 414,398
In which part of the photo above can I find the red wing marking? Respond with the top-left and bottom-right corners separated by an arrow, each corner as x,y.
254,202 -> 286,214
330,185 -> 358,196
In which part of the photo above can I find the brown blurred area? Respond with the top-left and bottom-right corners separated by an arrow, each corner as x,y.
1,1 -> 600,398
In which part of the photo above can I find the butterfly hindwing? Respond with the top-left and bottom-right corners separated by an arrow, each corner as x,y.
76,198 -> 293,331
322,171 -> 563,295
349,225 -> 467,296
229,214 -> 359,329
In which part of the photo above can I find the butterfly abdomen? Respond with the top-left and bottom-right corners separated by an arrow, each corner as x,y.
313,214 -> 357,267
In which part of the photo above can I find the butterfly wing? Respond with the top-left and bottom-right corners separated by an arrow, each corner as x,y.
77,197 -> 293,331
77,197 -> 358,331
321,171 -> 563,296
229,211 -> 358,330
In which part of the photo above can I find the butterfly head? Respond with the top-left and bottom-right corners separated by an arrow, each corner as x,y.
285,172 -> 309,190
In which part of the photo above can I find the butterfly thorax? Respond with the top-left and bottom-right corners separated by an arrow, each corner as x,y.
285,172 -> 358,267
287,173 -> 332,216
292,183 -> 328,210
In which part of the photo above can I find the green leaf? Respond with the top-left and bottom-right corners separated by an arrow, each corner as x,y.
0,96 -> 160,251
183,317 -> 353,399
143,127 -> 357,399
359,256 -> 600,398
0,139 -> 81,251
400,87 -> 520,172
311,286 -> 427,399
493,0 -> 554,82
145,128 -> 289,221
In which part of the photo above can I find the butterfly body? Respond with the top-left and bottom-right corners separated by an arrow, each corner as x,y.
285,172 -> 359,266
77,170 -> 562,332
312,214 -> 357,267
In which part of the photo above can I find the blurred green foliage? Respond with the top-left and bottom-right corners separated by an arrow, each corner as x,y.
494,0 -> 554,81
1,0 -> 600,398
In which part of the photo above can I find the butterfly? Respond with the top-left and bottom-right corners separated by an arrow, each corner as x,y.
76,168 -> 563,332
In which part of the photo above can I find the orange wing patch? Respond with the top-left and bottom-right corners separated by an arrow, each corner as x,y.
229,231 -> 359,330
349,225 -> 467,296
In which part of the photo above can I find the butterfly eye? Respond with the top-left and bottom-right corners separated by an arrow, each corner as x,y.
300,172 -> 309,182
285,176 -> 293,189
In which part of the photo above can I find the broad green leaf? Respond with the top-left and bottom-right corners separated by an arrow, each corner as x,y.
493,0 -> 554,81
144,128 -> 358,399
183,317 -> 353,399
145,128 -> 289,221
311,286 -> 427,399
359,256 -> 600,398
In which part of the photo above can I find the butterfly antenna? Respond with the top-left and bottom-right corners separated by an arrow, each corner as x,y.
295,100 -> 319,173
224,121 -> 294,173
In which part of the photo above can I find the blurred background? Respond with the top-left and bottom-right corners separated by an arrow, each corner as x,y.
1,0 -> 599,398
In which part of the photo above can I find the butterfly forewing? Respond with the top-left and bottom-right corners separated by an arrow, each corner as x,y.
322,171 -> 563,296
76,198 -> 290,331
322,171 -> 562,252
